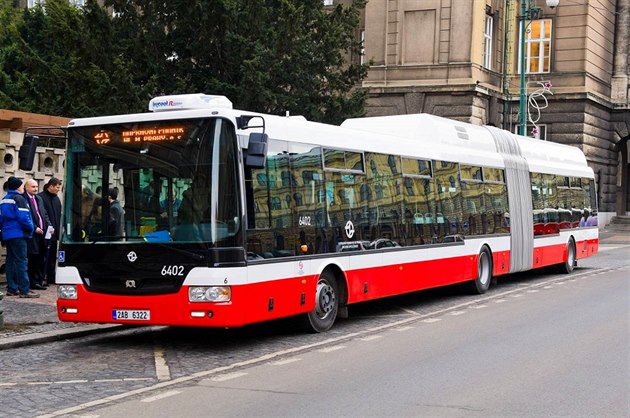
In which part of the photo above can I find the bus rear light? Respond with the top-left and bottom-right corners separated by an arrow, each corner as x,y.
189,286 -> 231,303
58,285 -> 78,300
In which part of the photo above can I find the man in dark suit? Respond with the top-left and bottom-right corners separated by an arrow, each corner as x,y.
23,178 -> 53,290
39,177 -> 62,284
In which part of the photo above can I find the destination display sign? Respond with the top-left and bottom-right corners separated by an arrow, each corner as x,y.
94,126 -> 185,145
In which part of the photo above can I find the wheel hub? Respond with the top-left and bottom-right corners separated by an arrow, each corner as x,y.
315,281 -> 335,319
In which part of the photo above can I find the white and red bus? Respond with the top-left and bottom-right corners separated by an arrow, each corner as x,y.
56,94 -> 598,332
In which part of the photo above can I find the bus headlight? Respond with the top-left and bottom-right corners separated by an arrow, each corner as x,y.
58,285 -> 78,300
189,286 -> 231,302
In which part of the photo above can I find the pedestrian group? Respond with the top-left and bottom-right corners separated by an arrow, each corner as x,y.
1,176 -> 62,298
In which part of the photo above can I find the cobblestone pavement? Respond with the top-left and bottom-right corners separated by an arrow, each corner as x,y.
0,230 -> 626,350
0,284 -> 121,350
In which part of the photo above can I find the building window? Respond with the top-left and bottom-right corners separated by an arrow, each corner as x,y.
483,15 -> 493,70
519,19 -> 552,74
323,0 -> 334,5
514,124 -> 547,140
69,0 -> 86,6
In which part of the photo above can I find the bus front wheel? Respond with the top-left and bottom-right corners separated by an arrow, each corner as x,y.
303,270 -> 339,333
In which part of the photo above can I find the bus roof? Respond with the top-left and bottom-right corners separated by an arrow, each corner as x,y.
68,95 -> 593,179
342,113 -> 593,179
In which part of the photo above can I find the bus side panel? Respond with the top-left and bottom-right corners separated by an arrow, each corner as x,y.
240,274 -> 318,324
576,238 -> 598,260
492,250 -> 511,276
345,254 -> 477,304
532,229 -> 599,268
535,242 -> 566,267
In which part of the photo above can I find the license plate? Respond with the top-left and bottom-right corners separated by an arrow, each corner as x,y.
112,309 -> 150,321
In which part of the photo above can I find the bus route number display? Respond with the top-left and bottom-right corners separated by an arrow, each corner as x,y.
94,127 -> 185,145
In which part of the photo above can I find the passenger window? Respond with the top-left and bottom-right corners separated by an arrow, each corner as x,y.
323,149 -> 345,170
323,149 -> 365,172
402,157 -> 431,177
460,165 -> 483,182
434,161 -> 462,239
483,167 -> 505,183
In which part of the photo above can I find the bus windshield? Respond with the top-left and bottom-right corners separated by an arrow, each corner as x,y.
62,117 -> 242,247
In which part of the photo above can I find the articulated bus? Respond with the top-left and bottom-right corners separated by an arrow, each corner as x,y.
56,94 -> 598,332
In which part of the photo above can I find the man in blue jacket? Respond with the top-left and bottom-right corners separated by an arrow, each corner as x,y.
0,176 -> 39,298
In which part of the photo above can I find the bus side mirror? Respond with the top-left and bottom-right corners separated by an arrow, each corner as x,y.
18,134 -> 38,171
245,133 -> 268,169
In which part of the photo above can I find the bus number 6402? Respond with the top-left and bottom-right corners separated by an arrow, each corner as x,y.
161,265 -> 184,276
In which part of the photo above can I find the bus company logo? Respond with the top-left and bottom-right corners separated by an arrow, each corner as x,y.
127,251 -> 138,262
152,100 -> 173,108
345,220 -> 355,239
152,100 -> 182,109
125,280 -> 137,288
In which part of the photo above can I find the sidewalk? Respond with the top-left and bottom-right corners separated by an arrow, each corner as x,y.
0,231 -> 627,350
599,228 -> 630,245
0,285 -> 121,350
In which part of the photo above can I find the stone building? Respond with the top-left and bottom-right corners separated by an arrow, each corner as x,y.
356,0 -> 630,225
0,111 -> 68,280
0,110 -> 67,195
8,0 -> 630,225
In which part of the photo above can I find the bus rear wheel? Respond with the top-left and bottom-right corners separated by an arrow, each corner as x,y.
466,246 -> 493,294
557,238 -> 576,274
303,270 -> 339,333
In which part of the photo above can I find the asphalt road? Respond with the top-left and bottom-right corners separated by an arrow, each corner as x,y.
62,261 -> 629,418
0,244 -> 627,418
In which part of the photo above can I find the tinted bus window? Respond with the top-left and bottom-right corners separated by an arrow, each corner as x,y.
402,157 -> 431,177
460,165 -> 483,182
434,161 -> 461,240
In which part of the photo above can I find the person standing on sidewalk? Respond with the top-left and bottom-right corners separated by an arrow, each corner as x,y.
23,179 -> 52,290
0,176 -> 39,298
39,177 -> 62,284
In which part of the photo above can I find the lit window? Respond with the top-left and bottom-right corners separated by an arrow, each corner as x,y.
483,15 -> 493,70
519,19 -> 552,74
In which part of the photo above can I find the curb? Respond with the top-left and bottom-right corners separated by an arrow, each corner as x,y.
0,324 -> 123,351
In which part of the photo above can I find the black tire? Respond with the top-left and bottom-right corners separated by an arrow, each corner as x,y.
466,246 -> 493,294
557,238 -> 576,274
303,270 -> 339,333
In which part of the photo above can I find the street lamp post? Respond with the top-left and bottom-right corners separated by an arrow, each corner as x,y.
519,0 -> 559,136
